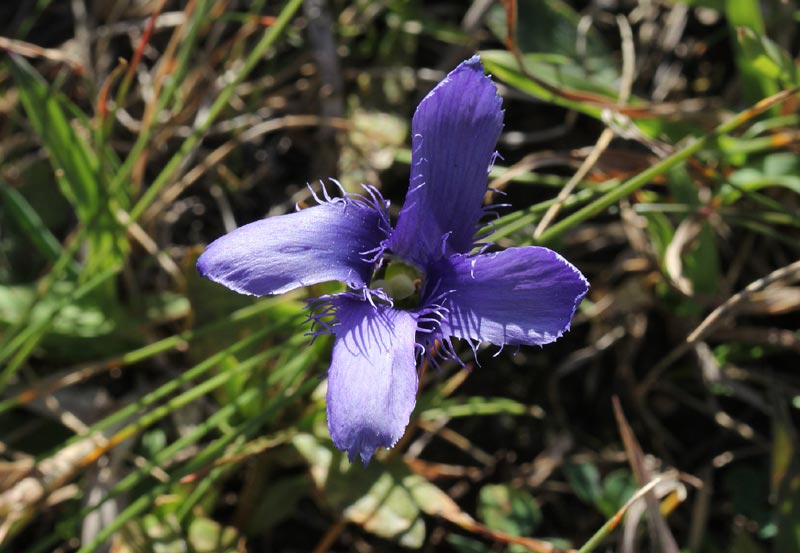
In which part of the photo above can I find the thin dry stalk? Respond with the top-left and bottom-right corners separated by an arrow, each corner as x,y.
534,14 -> 636,238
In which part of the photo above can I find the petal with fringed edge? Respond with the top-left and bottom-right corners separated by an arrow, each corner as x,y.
325,296 -> 419,464
431,247 -> 588,347
197,194 -> 388,296
389,55 -> 504,267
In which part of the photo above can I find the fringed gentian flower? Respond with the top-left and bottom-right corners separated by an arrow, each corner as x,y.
197,56 -> 588,464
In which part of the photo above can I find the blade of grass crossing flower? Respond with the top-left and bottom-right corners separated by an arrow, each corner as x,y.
489,179 -> 618,242
535,87 -> 800,245
127,0 -> 304,221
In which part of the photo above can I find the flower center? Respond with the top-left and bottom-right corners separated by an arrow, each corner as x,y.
370,258 -> 424,309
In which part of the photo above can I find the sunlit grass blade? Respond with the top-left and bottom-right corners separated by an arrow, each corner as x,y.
489,179 -> 618,242
534,87 -> 800,245
576,476 -> 666,553
0,181 -> 77,274
73,348 -> 321,553
726,0 -> 779,103
26,336 -> 307,551
103,0 -> 213,198
419,396 -> 545,421
0,295 -> 302,416
8,333 -> 309,546
8,55 -> 127,275
8,55 -> 99,219
61,314 -> 305,445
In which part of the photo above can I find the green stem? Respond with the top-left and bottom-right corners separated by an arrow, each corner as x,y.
535,88 -> 799,245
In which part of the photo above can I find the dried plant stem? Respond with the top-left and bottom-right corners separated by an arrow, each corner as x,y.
640,258 -> 800,393
534,14 -> 635,238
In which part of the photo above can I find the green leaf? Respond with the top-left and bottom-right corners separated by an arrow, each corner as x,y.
724,152 -> 800,203
0,283 -> 191,363
564,462 -> 603,506
188,517 -> 241,552
486,0 -> 617,84
666,167 -> 721,298
736,27 -> 798,85
292,433 -> 426,548
478,483 -> 542,538
643,210 -> 676,260
596,470 -> 637,518
725,0 -> 779,103
482,50 -> 620,114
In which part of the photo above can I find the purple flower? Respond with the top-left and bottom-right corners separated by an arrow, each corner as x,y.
197,56 -> 588,464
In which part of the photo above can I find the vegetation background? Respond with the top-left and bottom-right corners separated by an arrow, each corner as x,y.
0,0 -> 798,551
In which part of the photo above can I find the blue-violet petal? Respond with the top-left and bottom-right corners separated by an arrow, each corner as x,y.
389,55 -> 504,267
431,247 -> 588,347
197,198 -> 387,296
326,296 -> 419,464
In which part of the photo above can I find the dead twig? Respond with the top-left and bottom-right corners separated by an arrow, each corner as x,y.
640,258 -> 800,393
0,36 -> 84,73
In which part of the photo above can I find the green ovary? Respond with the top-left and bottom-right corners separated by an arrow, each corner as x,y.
370,259 -> 424,308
